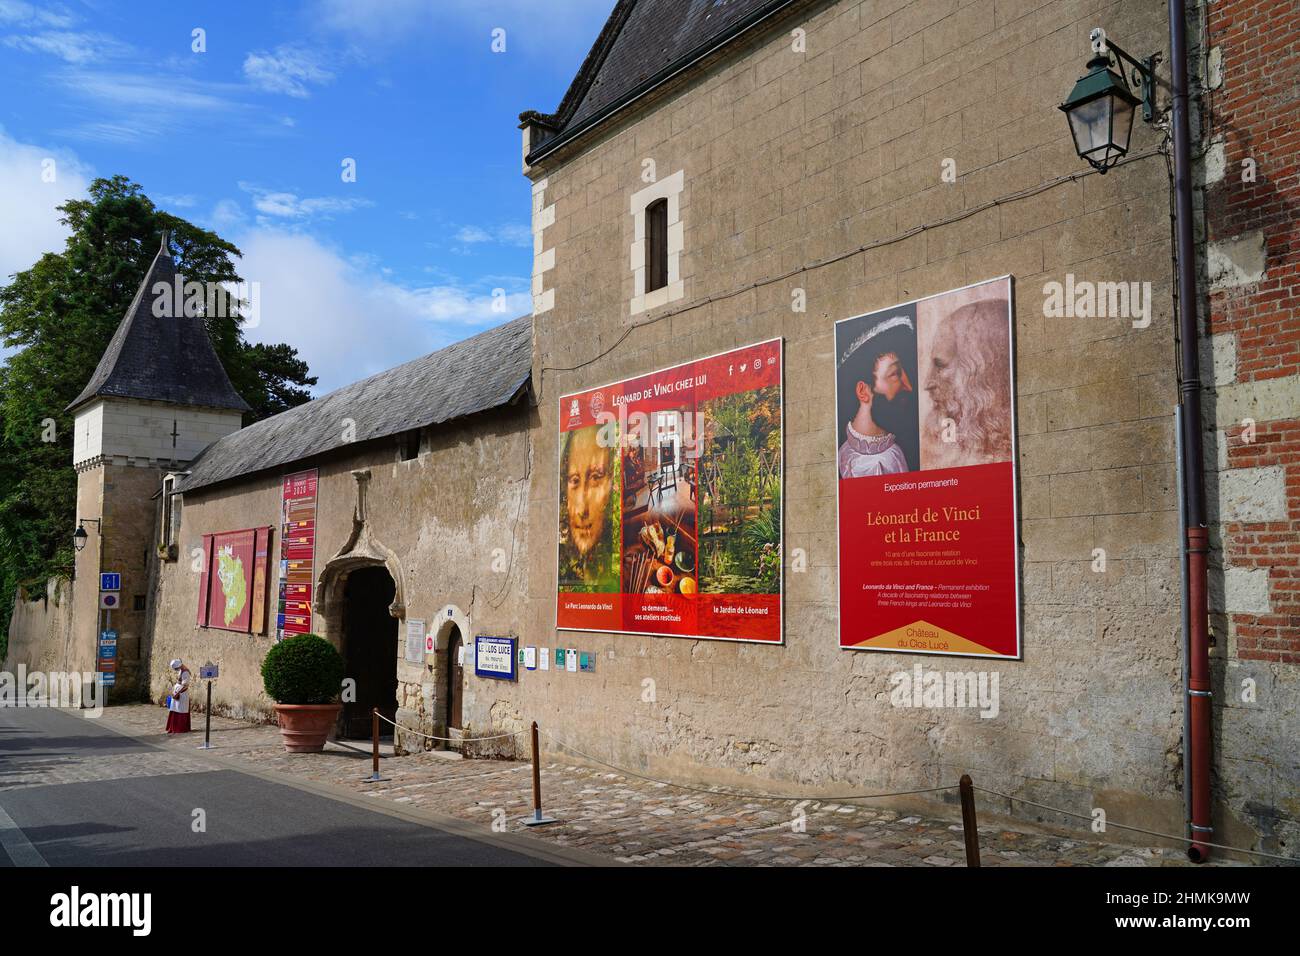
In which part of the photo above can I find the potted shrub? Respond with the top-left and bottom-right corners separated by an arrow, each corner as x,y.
261,633 -> 345,753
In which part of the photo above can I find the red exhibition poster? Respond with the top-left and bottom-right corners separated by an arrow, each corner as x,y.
556,339 -> 783,643
834,277 -> 1022,659
206,528 -> 256,632
277,469 -> 318,639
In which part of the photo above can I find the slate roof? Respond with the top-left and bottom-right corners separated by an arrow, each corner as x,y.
178,315 -> 533,493
67,235 -> 251,414
520,0 -> 800,160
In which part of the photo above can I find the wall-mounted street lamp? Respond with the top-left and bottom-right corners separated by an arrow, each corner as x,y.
73,517 -> 101,552
1059,28 -> 1160,173
1060,10 -> 1212,862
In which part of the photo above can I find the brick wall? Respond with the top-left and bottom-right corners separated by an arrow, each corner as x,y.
1200,0 -> 1300,665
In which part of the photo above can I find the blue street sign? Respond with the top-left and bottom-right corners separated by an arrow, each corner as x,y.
100,572 -> 121,591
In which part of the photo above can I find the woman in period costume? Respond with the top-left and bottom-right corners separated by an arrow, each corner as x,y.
165,659 -> 192,733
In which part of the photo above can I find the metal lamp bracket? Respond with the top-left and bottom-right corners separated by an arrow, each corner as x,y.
1090,27 -> 1161,123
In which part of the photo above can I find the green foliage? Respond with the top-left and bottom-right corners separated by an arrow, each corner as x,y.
743,501 -> 782,592
742,500 -> 781,551
260,633 -> 345,705
0,175 -> 317,640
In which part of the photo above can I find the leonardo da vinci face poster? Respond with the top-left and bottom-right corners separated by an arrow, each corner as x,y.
835,276 -> 1021,659
556,340 -> 783,644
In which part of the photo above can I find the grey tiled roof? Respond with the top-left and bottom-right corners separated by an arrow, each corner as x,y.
178,316 -> 533,493
521,0 -> 790,149
67,238 -> 251,414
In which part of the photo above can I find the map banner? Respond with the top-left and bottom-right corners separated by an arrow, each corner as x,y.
199,528 -> 257,632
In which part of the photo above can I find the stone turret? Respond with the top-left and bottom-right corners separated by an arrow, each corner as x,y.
65,233 -> 248,699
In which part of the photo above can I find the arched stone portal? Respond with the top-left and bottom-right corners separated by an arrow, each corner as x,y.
313,468 -> 409,738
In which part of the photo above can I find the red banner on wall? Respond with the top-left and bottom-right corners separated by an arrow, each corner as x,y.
557,340 -> 783,643
835,277 -> 1021,659
277,469 -> 318,640
199,528 -> 256,632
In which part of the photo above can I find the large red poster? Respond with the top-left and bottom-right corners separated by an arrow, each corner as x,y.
835,277 -> 1021,659
557,340 -> 783,643
277,469 -> 318,639
204,528 -> 256,632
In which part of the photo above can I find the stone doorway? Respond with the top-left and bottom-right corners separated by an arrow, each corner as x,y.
338,566 -> 399,739
445,624 -> 464,734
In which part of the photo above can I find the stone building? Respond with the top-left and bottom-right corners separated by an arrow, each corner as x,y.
7,0 -> 1296,858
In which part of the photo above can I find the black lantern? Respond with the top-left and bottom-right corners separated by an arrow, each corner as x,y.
1060,30 -> 1159,174
73,517 -> 99,552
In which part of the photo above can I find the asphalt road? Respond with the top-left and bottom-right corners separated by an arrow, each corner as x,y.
0,706 -> 556,867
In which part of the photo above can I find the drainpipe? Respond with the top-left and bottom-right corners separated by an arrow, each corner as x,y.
1168,0 -> 1212,863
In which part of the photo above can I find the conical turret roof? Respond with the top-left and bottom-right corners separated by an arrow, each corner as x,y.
67,233 -> 250,414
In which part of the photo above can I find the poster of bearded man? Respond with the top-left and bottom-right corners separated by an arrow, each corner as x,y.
918,284 -> 1015,469
835,276 -> 1021,660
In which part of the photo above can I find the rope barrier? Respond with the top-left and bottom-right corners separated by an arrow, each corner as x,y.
372,711 -> 527,744
973,786 -> 1298,864
538,728 -> 956,804
364,712 -> 1293,864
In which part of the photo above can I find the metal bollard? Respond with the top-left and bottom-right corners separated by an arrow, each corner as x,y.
196,680 -> 215,750
522,721 -> 557,826
363,707 -> 387,782
959,774 -> 980,867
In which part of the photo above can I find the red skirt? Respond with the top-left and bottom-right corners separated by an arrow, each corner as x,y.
165,711 -> 191,734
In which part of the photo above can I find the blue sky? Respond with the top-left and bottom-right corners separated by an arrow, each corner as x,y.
0,0 -> 612,391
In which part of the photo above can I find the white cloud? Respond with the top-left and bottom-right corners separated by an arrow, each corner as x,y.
0,131 -> 93,285
496,223 -> 532,247
3,31 -> 131,63
233,229 -> 529,392
210,199 -> 246,232
237,182 -> 373,221
454,223 -> 532,247
56,69 -> 244,112
242,46 -> 334,98
49,69 -> 250,142
0,1 -> 76,28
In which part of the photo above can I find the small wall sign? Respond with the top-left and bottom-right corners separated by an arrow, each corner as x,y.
405,619 -> 425,664
474,635 -> 517,680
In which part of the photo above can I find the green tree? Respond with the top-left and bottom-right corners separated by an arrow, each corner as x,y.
0,175 -> 316,650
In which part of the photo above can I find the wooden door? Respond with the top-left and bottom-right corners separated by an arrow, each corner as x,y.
447,630 -> 464,730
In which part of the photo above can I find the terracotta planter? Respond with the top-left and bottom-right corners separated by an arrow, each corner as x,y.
273,703 -> 342,753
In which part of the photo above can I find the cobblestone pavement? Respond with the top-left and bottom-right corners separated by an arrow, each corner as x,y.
90,705 -> 1231,867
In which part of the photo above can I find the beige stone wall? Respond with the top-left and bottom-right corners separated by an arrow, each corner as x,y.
146,407 -> 533,736
62,460 -> 158,701
493,0 -> 1293,844
30,0 -> 1284,854
4,577 -> 74,676
73,398 -> 242,467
